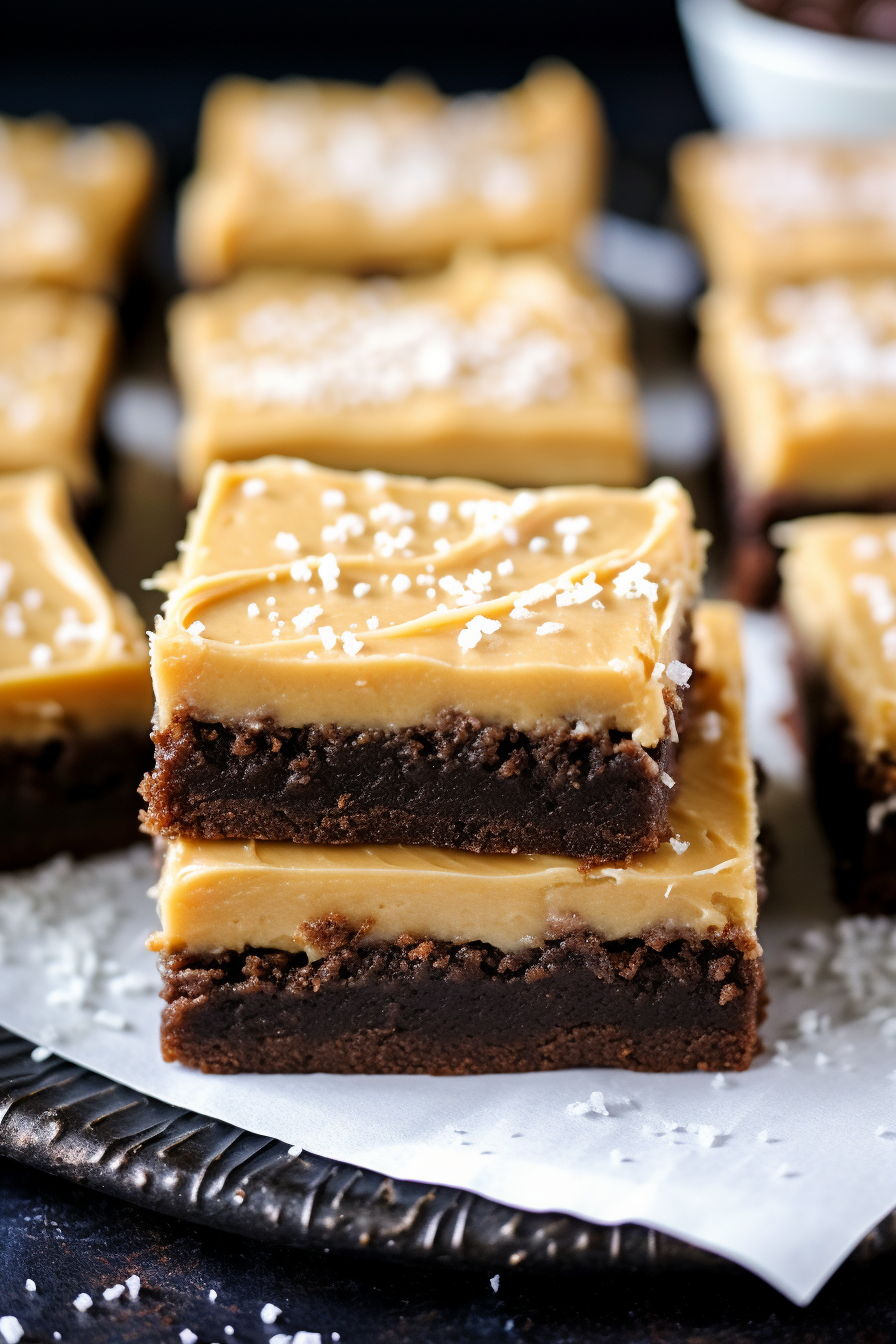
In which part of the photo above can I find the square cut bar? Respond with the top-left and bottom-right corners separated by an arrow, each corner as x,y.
0,115 -> 153,292
699,279 -> 896,607
142,458 -> 706,861
673,135 -> 896,288
169,250 -> 643,498
0,286 -> 116,499
0,470 -> 154,869
781,515 -> 896,914
177,63 -> 601,285
151,601 -> 762,1075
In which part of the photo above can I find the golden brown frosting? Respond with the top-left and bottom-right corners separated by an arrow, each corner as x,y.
170,251 -> 642,496
0,116 -> 153,292
0,286 -> 115,497
149,601 -> 757,956
177,63 -> 601,283
700,279 -> 896,496
150,458 -> 706,743
780,514 -> 896,760
674,135 -> 896,287
0,470 -> 153,742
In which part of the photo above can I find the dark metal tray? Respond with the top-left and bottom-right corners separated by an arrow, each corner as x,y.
1,1026 -> 893,1277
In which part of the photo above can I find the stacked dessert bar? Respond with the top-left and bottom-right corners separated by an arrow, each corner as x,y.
144,457 -> 763,1075
673,135 -> 896,605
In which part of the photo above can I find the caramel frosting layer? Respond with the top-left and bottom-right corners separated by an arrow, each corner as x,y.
780,514 -> 896,760
149,601 -> 756,956
700,279 -> 896,495
177,63 -> 601,283
151,458 -> 706,743
0,470 -> 153,742
0,286 -> 115,496
674,135 -> 896,287
170,251 -> 642,496
0,116 -> 153,292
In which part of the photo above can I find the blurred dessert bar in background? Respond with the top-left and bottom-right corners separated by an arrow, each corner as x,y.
0,286 -> 116,499
150,601 -> 763,1076
0,114 -> 153,292
169,250 -> 643,495
700,278 -> 896,605
176,62 -> 601,283
0,470 -> 153,870
673,136 -> 896,287
781,513 -> 896,913
141,458 -> 705,861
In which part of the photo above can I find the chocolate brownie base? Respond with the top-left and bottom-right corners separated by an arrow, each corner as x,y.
725,458 -> 896,609
0,729 -> 152,871
809,685 -> 896,914
141,707 -> 685,861
160,924 -> 763,1075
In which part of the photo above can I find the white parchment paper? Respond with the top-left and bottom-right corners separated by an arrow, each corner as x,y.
2,613 -> 896,1307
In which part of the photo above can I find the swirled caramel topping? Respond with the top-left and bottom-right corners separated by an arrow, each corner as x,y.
0,470 -> 153,741
149,602 -> 757,956
151,458 -> 706,743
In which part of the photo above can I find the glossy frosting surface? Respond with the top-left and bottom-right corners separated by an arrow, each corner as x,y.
0,470 -> 153,741
151,458 -> 705,741
150,601 -> 757,956
170,251 -> 642,494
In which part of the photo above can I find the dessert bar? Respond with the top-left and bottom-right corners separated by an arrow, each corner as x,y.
0,114 -> 153,292
781,514 -> 896,913
150,601 -> 762,1076
177,63 -> 601,283
0,470 -> 154,869
674,135 -> 896,287
141,458 -> 706,861
699,279 -> 896,606
169,250 -> 643,497
0,286 -> 116,499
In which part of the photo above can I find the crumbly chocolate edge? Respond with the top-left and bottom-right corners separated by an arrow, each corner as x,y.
140,681 -> 693,861
159,922 -> 764,1076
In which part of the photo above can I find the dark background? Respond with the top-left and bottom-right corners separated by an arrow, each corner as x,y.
0,0 -> 708,222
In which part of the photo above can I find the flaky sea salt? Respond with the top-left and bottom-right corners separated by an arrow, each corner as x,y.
73,1293 -> 93,1312
613,562 -> 657,602
318,625 -> 337,650
242,477 -> 267,497
126,1276 -> 140,1300
0,1320 -> 23,1344
261,1304 -> 282,1324
536,622 -> 563,636
567,1091 -> 610,1117
458,614 -> 501,650
103,1284 -> 126,1301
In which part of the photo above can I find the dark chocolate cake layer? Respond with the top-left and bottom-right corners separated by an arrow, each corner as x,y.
0,730 -> 152,870
160,925 -> 763,1075
810,687 -> 896,915
141,707 -> 684,861
725,455 -> 896,609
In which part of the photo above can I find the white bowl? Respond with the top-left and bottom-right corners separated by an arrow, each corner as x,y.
678,0 -> 896,135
